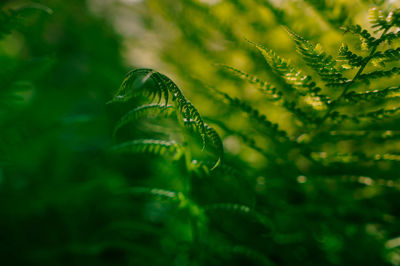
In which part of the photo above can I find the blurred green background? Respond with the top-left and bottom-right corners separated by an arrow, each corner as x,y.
1,0 -> 400,265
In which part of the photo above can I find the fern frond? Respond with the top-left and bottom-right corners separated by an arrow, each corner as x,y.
357,106 -> 400,120
369,8 -> 390,32
286,27 -> 346,85
249,40 -> 316,94
283,100 -> 318,124
379,31 -> 400,44
110,69 -> 166,103
111,69 -> 224,170
341,25 -> 377,50
113,104 -> 174,136
358,67 -> 400,83
371,48 -> 400,66
111,139 -> 184,160
369,8 -> 400,32
184,120 -> 224,170
110,68 -> 207,146
344,86 -> 400,102
312,152 -> 400,164
124,187 -> 179,200
204,123 -> 224,169
250,40 -> 334,115
337,44 -> 365,69
321,130 -> 400,141
214,89 -> 289,141
313,174 -> 398,188
329,106 -> 400,123
217,64 -> 282,100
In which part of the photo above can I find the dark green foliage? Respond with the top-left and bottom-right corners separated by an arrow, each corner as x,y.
338,44 -> 365,68
2,1 -> 400,266
0,3 -> 52,38
116,2 -> 400,265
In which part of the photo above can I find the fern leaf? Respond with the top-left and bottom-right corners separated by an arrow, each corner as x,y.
285,27 -> 346,85
214,89 -> 289,141
124,187 -> 178,200
111,69 -> 224,170
184,119 -> 224,170
217,64 -> 282,100
344,86 -> 400,102
329,106 -> 400,123
358,67 -> 400,83
110,68 -> 207,146
111,139 -> 184,160
150,73 -> 208,146
371,48 -> 400,66
320,130 -> 400,142
369,8 -> 390,32
337,43 -> 365,69
113,104 -> 174,136
204,124 -> 224,169
283,100 -> 318,124
369,8 -> 400,32
312,152 -> 400,164
110,69 -> 163,103
358,106 -> 400,120
250,40 -> 332,113
341,25 -> 377,50
379,31 -> 400,44
249,40 -> 316,94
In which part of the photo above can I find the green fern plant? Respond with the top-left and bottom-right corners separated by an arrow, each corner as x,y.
109,2 -> 400,265
109,68 -> 278,264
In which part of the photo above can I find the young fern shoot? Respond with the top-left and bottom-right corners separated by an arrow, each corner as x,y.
110,68 -> 223,172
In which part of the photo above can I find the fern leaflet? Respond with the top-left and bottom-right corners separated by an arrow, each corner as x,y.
111,139 -> 184,160
113,104 -> 174,136
286,27 -> 346,86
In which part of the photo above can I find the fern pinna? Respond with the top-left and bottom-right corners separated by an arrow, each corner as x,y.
109,5 -> 400,266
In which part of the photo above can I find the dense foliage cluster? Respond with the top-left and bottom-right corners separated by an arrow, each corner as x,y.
1,0 -> 400,265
